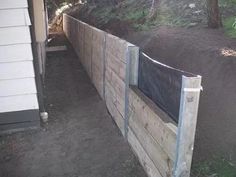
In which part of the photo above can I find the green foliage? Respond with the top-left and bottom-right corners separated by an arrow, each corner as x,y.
191,157 -> 236,177
122,7 -> 148,21
132,8 -> 188,31
223,16 -> 236,38
92,6 -> 117,24
219,0 -> 236,7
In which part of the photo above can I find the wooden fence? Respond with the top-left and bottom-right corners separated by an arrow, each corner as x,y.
63,14 -> 202,177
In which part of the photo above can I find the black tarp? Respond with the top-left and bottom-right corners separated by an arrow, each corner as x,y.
138,52 -> 196,123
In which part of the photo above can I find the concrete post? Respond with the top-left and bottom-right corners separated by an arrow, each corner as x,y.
173,76 -> 202,177
124,45 -> 139,138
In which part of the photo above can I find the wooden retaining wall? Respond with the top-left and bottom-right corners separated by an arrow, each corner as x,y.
63,14 -> 202,177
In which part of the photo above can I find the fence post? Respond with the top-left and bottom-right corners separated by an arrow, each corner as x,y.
90,29 -> 93,81
128,46 -> 140,86
124,45 -> 139,138
102,33 -> 107,100
173,75 -> 202,177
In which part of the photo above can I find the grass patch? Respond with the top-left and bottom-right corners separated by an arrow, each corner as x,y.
124,9 -> 148,21
191,157 -> 236,177
223,16 -> 236,38
83,0 -> 200,32
131,7 -> 188,31
92,6 -> 117,24
220,0 -> 236,7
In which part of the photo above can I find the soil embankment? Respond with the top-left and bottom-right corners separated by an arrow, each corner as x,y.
126,27 -> 236,162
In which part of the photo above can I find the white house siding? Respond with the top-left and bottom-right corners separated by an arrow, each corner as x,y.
0,0 -> 39,132
0,0 -> 28,10
0,44 -> 33,63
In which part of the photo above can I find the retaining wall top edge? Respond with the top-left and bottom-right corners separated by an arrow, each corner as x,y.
64,15 -> 138,49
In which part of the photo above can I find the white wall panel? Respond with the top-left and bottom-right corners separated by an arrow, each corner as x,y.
0,9 -> 31,27
0,61 -> 35,80
0,0 -> 39,121
0,44 -> 33,63
0,94 -> 39,113
0,0 -> 28,10
0,26 -> 31,45
0,78 -> 37,97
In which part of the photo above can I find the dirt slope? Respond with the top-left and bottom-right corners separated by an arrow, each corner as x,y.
126,27 -> 236,162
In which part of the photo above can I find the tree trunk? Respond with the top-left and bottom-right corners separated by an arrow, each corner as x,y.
148,0 -> 159,19
207,0 -> 222,28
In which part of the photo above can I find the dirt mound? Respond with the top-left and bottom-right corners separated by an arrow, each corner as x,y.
126,27 -> 236,162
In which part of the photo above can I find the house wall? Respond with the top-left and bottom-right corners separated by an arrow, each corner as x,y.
0,0 -> 40,132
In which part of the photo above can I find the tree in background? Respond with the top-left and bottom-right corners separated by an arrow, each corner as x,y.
207,0 -> 222,28
148,0 -> 159,18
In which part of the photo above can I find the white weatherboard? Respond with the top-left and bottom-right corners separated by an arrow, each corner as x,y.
0,61 -> 35,80
0,26 -> 31,46
0,94 -> 39,113
0,0 -> 28,10
0,44 -> 33,63
0,78 -> 37,97
0,9 -> 31,28
0,0 -> 39,115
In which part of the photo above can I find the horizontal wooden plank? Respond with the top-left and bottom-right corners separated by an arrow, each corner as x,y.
105,80 -> 117,102
84,24 -> 93,42
0,9 -> 31,27
106,51 -> 126,81
92,44 -> 104,68
105,33 -> 127,63
0,0 -> 28,10
105,76 -> 125,118
0,78 -> 37,97
0,44 -> 33,63
129,116 -> 174,177
129,88 -> 177,161
83,43 -> 92,78
106,78 -> 124,115
0,94 -> 39,113
0,26 -> 31,46
105,84 -> 125,135
109,68 -> 126,99
0,61 -> 35,80
92,65 -> 104,98
128,128 -> 163,177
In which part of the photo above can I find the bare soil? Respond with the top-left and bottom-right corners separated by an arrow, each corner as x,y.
125,26 -> 236,162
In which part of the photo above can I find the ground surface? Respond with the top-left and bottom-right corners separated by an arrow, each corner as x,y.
0,35 -> 147,177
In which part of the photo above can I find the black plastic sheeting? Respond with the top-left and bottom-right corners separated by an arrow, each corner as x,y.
138,52 -> 196,123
